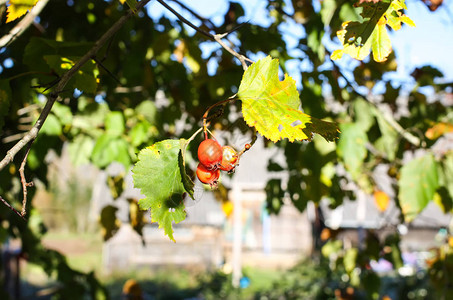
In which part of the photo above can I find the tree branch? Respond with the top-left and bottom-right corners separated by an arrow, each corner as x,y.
0,0 -> 152,172
214,33 -> 251,71
0,195 -> 26,220
0,0 -> 49,48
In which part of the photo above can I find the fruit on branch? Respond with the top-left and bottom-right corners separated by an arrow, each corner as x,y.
198,138 -> 222,169
196,163 -> 220,186
220,146 -> 238,172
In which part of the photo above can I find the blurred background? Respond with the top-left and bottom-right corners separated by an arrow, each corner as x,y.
1,0 -> 453,299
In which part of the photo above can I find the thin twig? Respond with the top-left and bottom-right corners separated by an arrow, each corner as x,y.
0,0 -> 152,173
0,196 -> 26,221
19,145 -> 33,216
156,0 -> 214,40
214,34 -> 250,71
93,56 -> 121,85
0,0 -> 49,48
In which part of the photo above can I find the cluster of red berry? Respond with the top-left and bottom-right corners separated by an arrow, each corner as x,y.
196,138 -> 239,187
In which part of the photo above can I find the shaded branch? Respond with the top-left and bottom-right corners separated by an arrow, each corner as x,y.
0,0 -> 49,48
0,0 -> 152,172
214,33 -> 251,71
19,145 -> 33,216
0,195 -> 26,221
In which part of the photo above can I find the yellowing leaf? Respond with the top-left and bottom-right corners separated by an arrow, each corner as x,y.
222,201 -> 234,218
6,0 -> 39,23
238,56 -> 338,143
331,0 -> 415,62
372,18 -> 392,62
426,122 -> 453,140
374,190 -> 390,212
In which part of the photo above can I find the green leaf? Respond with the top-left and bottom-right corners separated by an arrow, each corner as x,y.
238,56 -> 338,142
398,153 -> 439,222
132,139 -> 188,242
344,248 -> 358,274
91,134 -> 130,168
68,135 -> 95,166
24,38 -> 93,72
135,101 -> 157,124
105,111 -> 125,137
178,140 -> 194,200
374,109 -> 398,161
44,55 -> 98,94
435,151 -> 453,212
0,80 -> 12,134
130,121 -> 150,147
52,102 -> 73,126
337,123 -> 368,179
353,99 -> 375,133
41,114 -> 62,136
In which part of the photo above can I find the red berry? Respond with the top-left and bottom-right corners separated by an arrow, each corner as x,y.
198,139 -> 222,169
196,163 -> 220,186
244,143 -> 251,150
220,146 -> 238,172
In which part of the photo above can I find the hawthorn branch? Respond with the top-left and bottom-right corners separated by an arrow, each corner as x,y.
214,33 -> 251,71
0,196 -> 26,220
0,0 -> 49,48
19,145 -> 33,216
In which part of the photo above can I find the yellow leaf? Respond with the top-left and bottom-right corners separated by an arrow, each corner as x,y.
222,201 -> 234,218
372,18 -> 392,62
330,49 -> 344,60
6,0 -> 39,23
374,190 -> 390,212
401,15 -> 416,27
119,0 -> 126,3
425,122 -> 453,140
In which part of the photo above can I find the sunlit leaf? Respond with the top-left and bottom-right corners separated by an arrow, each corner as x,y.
331,0 -> 415,62
426,122 -> 453,140
399,153 -> 439,222
238,56 -> 338,142
132,139 -> 188,242
6,0 -> 39,23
